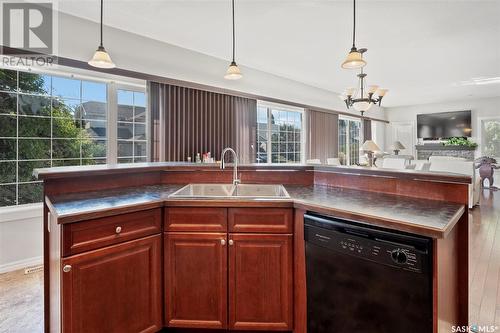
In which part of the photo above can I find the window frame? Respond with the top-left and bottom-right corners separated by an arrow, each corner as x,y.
478,116 -> 500,159
113,84 -> 148,164
0,66 -> 147,207
256,101 -> 305,165
338,115 -> 362,166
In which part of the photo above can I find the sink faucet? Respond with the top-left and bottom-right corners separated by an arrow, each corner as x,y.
221,147 -> 240,185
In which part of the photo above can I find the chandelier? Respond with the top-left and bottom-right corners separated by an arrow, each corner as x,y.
340,50 -> 387,116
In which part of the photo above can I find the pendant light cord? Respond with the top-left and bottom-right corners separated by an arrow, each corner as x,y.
100,0 -> 104,47
231,0 -> 235,62
352,0 -> 356,48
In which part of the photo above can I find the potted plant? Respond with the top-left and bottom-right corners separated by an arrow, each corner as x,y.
475,156 -> 500,189
444,137 -> 478,148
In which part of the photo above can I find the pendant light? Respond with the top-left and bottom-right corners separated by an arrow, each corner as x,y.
88,0 -> 116,69
224,0 -> 242,80
341,0 -> 366,69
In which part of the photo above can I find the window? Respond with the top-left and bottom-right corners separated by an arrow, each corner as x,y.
117,89 -> 147,163
338,117 -> 361,165
256,102 -> 303,164
481,117 -> 500,158
0,68 -> 147,207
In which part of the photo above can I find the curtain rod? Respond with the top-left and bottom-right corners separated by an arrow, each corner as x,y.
0,45 -> 389,124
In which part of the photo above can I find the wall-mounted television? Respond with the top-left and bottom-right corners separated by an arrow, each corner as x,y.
417,110 -> 472,140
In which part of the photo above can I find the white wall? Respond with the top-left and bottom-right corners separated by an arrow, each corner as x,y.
385,96 -> 500,157
55,12 -> 385,121
0,204 -> 43,273
372,121 -> 386,152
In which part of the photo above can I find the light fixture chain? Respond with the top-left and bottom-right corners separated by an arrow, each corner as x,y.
352,0 -> 356,48
232,0 -> 235,62
100,0 -> 104,47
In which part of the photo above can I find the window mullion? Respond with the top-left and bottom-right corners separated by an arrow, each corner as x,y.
267,107 -> 271,164
107,83 -> 118,164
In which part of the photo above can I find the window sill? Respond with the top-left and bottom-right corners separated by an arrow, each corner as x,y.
0,203 -> 43,223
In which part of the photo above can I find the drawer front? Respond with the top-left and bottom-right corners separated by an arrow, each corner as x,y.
228,208 -> 293,233
164,207 -> 227,232
62,208 -> 162,256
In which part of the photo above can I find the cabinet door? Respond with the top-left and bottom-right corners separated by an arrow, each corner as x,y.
228,208 -> 293,233
229,234 -> 293,331
61,234 -> 162,333
165,232 -> 228,329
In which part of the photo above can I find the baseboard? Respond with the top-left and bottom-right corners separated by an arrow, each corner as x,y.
0,256 -> 43,274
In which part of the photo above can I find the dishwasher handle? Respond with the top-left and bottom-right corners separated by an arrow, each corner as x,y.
304,213 -> 431,252
304,214 -> 372,238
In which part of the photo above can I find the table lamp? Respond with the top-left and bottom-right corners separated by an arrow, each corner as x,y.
390,141 -> 405,155
362,140 -> 381,167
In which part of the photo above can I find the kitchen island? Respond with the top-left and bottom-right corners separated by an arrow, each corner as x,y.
37,163 -> 470,333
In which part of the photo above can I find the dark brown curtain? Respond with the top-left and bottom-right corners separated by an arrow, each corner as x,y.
149,82 -> 257,163
363,119 -> 372,141
307,110 -> 339,163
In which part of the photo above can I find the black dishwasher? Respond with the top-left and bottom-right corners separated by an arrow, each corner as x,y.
305,213 -> 433,333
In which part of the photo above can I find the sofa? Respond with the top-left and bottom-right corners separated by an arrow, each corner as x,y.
428,158 -> 480,208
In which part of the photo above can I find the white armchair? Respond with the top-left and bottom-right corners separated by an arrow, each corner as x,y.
326,158 -> 341,166
306,159 -> 322,165
429,156 -> 467,162
380,157 -> 407,170
414,160 -> 431,171
429,160 -> 480,208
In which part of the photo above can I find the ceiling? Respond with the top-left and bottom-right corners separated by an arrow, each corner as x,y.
58,0 -> 500,107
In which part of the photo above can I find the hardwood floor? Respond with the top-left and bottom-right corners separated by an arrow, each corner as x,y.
469,189 -> 500,328
0,189 -> 499,332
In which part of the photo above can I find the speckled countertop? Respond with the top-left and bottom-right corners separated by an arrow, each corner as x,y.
46,184 -> 465,239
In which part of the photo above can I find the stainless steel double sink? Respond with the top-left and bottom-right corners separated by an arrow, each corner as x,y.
169,184 -> 290,199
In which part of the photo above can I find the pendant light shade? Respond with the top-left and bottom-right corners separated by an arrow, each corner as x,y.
341,0 -> 366,69
89,45 -> 115,69
341,48 -> 366,69
88,0 -> 115,69
225,0 -> 242,80
225,61 -> 243,80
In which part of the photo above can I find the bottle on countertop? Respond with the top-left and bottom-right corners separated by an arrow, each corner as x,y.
195,153 -> 201,163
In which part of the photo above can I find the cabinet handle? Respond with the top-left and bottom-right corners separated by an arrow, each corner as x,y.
221,239 -> 226,246
115,226 -> 122,234
228,239 -> 234,246
63,265 -> 72,273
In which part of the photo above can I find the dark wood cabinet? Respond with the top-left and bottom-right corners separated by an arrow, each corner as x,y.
164,232 -> 228,329
62,208 -> 162,256
228,233 -> 293,331
164,207 -> 227,232
163,207 -> 294,332
61,234 -> 162,333
228,208 -> 293,233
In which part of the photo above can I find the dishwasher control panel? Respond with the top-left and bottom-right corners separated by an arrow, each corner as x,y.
305,223 -> 426,273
